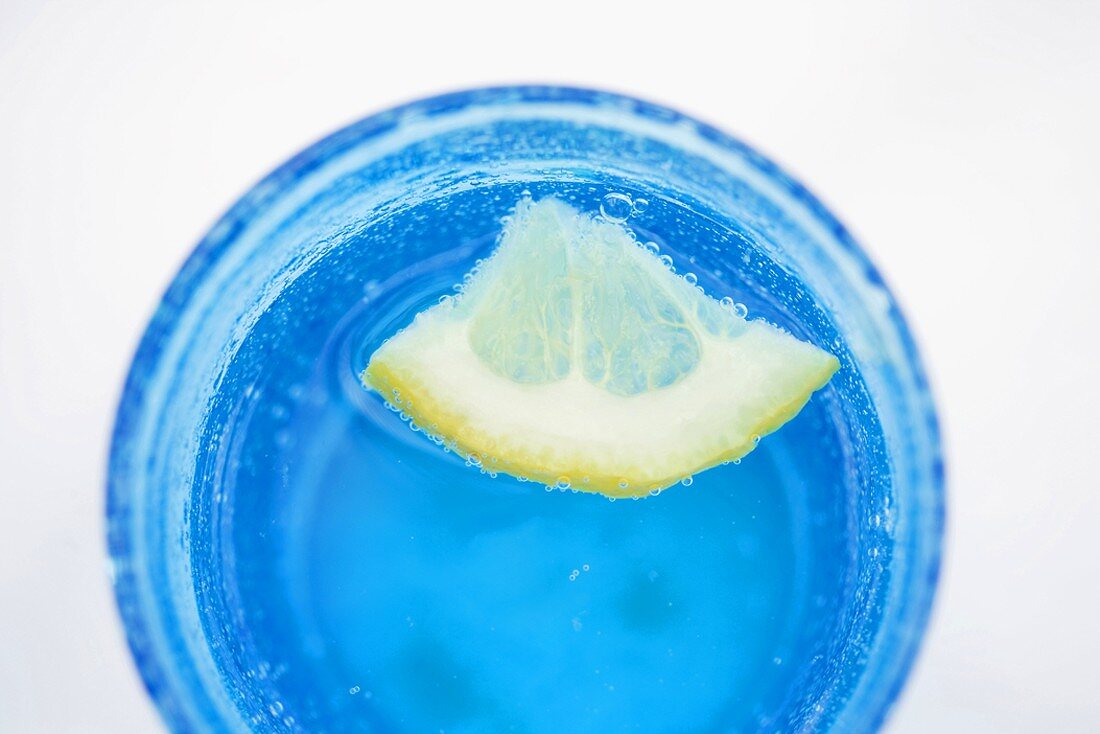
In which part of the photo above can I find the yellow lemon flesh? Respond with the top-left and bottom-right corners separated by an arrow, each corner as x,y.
363,198 -> 839,498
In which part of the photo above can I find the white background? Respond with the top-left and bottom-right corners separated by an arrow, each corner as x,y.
2,1 -> 1098,731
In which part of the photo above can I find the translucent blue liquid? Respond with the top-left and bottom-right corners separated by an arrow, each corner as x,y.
193,183 -> 888,732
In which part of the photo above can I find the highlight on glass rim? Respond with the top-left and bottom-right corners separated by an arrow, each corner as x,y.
107,86 -> 943,733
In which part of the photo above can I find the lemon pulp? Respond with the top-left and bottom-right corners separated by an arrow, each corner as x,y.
363,197 -> 839,497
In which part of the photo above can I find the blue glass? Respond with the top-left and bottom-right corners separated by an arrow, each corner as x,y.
107,87 -> 943,733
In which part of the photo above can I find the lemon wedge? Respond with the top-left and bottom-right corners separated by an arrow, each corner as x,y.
363,197 -> 839,497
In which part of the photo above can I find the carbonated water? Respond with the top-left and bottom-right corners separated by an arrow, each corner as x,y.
188,183 -> 891,732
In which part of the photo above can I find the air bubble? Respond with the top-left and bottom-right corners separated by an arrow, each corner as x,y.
556,477 -> 571,490
643,241 -> 660,255
752,435 -> 761,446
569,570 -> 579,581
680,476 -> 694,487
349,686 -> 361,695
734,303 -> 749,319
617,480 -> 629,489
582,564 -> 590,572
632,197 -> 649,213
684,272 -> 698,286
659,254 -> 674,270
600,193 -> 634,223
438,295 -> 453,306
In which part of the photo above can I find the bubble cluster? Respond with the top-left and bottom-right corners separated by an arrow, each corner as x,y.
718,297 -> 750,320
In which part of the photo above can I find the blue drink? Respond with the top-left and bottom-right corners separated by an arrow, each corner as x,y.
108,88 -> 943,732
